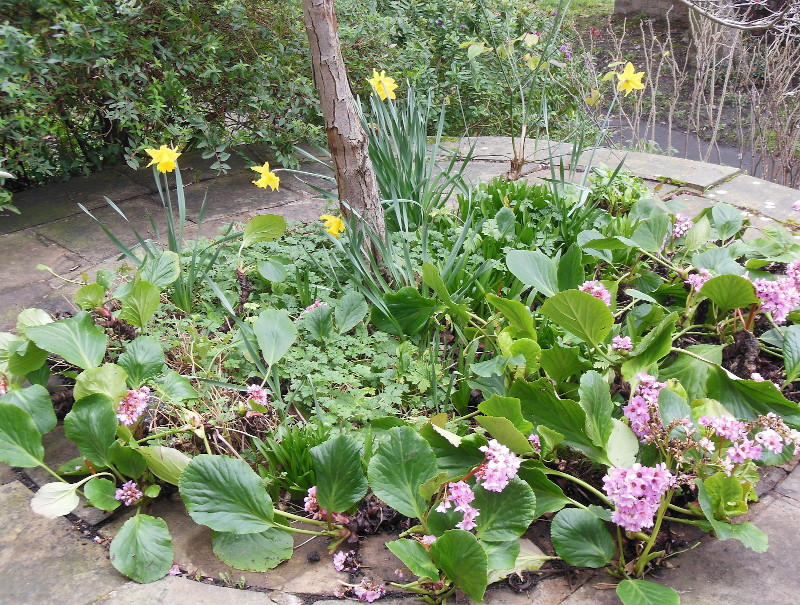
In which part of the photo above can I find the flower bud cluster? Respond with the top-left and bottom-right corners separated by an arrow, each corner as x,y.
672,213 -> 693,238
685,268 -> 712,293
115,480 -> 143,506
353,579 -> 386,602
603,463 -> 674,532
246,384 -> 268,407
116,386 -> 150,426
752,276 -> 800,324
475,439 -> 522,492
578,280 -> 611,306
623,373 -> 666,440
611,335 -> 633,351
436,481 -> 479,531
304,486 -> 349,523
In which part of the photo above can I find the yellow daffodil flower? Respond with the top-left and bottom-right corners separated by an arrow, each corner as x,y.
367,70 -> 398,101
251,162 -> 280,191
616,62 -> 645,96
320,214 -> 346,238
145,145 -> 181,173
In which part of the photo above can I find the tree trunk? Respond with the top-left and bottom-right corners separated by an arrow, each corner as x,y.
301,0 -> 386,244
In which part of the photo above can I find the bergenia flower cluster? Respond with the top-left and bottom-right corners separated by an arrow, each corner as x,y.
475,439 -> 522,492
685,268 -> 712,293
752,275 -> 800,324
116,386 -> 150,426
246,384 -> 268,407
672,213 -> 693,238
436,481 -> 479,531
603,463 -> 674,532
528,433 -> 541,453
301,299 -> 327,316
611,335 -> 633,352
623,373 -> 666,440
304,486 -> 348,524
333,550 -> 358,572
578,280 -> 611,306
352,579 -> 386,602
115,480 -> 143,506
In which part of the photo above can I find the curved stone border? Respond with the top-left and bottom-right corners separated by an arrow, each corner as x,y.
2,137 -> 800,604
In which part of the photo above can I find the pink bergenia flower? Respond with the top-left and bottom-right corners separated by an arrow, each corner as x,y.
685,268 -> 712,293
115,480 -> 143,506
301,299 -> 326,316
698,415 -> 747,442
623,373 -> 666,441
528,433 -> 541,453
475,439 -> 521,492
437,481 -> 480,531
333,550 -> 356,572
612,335 -> 633,352
578,280 -> 611,306
603,463 -> 674,532
353,579 -> 386,603
786,259 -> 800,289
793,200 -> 800,212
246,384 -> 268,407
672,213 -> 693,238
116,387 -> 150,426
753,276 -> 800,324
726,438 -> 762,464
754,429 -> 784,454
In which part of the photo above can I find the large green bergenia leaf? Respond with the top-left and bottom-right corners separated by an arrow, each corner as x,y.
179,454 -> 274,533
109,514 -> 173,583
0,384 -> 56,435
25,311 -> 107,370
551,508 -> 614,567
311,435 -> 368,514
473,478 -> 536,541
429,530 -> 488,602
63,394 -> 117,467
253,309 -> 297,367
540,290 -> 613,347
211,527 -> 293,571
368,426 -> 438,520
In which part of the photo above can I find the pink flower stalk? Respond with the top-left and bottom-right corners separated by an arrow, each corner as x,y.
578,280 -> 611,306
353,579 -> 386,603
475,439 -> 521,492
698,437 -> 715,452
246,384 -> 268,407
333,550 -> 356,572
752,276 -> 800,324
116,387 -> 150,426
419,534 -> 437,546
726,438 -> 762,464
436,481 -> 480,531
698,415 -> 747,442
623,373 -> 666,440
603,463 -> 674,532
786,259 -> 800,289
301,299 -> 326,316
611,335 -> 633,351
528,433 -> 541,453
115,480 -> 143,506
685,268 -> 712,293
754,429 -> 784,454
672,213 -> 693,238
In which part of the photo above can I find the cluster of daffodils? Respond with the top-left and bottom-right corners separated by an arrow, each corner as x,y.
578,279 -> 612,306
116,386 -> 151,426
603,463 -> 674,532
436,440 -> 522,531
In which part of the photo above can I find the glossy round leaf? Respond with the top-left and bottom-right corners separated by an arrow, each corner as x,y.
617,579 -> 680,605
473,478 -> 536,541
179,454 -> 274,534
30,482 -> 80,518
429,530 -> 488,602
84,477 -> 121,512
64,394 -> 117,467
0,403 -> 45,467
109,514 -> 173,583
551,508 -> 615,568
211,527 -> 293,571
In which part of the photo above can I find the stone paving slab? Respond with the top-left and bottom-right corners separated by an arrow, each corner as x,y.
0,462 -> 16,485
578,149 -> 741,191
1,230 -> 84,291
95,576 -> 279,605
34,195 -> 168,264
0,482 -> 126,605
705,174 -> 800,222
3,171 -> 152,236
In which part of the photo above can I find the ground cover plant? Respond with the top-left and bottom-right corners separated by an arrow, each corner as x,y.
3,8 -> 800,605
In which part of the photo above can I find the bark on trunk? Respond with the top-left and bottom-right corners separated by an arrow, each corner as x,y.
301,0 -> 386,243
